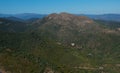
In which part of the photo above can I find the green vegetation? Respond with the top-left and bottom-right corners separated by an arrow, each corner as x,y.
0,31 -> 119,73
0,13 -> 120,73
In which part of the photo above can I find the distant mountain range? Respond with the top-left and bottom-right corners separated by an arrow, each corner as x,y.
0,13 -> 47,20
0,13 -> 120,32
0,13 -> 120,22
84,14 -> 120,22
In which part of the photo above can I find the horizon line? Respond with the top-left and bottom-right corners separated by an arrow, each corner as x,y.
0,12 -> 120,15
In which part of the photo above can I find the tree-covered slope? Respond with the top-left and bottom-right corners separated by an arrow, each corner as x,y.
0,13 -> 120,73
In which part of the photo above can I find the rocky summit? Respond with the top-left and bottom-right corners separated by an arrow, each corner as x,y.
32,13 -> 105,44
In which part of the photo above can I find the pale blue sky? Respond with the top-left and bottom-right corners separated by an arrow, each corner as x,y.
0,0 -> 120,14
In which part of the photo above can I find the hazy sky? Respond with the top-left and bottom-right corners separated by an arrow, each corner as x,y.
0,0 -> 120,14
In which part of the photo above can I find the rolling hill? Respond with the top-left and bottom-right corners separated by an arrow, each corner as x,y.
0,18 -> 27,32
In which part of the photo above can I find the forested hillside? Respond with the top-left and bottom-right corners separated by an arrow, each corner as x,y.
0,13 -> 120,73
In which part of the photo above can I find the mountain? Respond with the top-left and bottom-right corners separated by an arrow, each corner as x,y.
3,16 -> 24,22
95,20 -> 120,29
14,13 -> 47,20
85,14 -> 120,22
0,12 -> 120,73
0,18 -> 27,32
32,12 -> 118,45
0,13 -> 47,20
0,14 -> 11,17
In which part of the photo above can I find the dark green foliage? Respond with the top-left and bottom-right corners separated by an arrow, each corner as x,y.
0,13 -> 120,73
0,18 -> 27,32
95,20 -> 120,29
0,31 -> 120,73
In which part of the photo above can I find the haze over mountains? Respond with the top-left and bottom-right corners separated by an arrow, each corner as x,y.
85,14 -> 120,22
0,12 -> 120,73
0,13 -> 120,22
0,13 -> 47,20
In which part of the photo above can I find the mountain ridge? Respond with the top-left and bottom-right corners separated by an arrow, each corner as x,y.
1,13 -> 120,22
31,12 -> 115,46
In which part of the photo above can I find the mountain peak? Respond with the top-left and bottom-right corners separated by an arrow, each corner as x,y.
46,12 -> 81,21
34,12 -> 95,26
59,12 -> 73,16
45,12 -> 94,25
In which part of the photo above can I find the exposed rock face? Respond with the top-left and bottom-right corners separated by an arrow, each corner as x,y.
45,12 -> 95,26
32,12 -> 112,45
47,12 -> 77,21
39,13 -> 101,32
